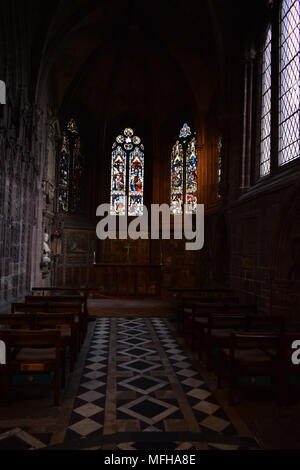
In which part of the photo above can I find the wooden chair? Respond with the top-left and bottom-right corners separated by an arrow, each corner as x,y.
227,332 -> 280,405
7,330 -> 63,406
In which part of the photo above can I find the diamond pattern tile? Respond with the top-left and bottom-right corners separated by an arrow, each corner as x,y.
63,317 -> 257,450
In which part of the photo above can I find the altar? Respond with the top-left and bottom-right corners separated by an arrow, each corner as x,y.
93,263 -> 162,297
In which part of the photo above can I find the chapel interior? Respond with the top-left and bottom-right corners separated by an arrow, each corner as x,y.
0,0 -> 300,451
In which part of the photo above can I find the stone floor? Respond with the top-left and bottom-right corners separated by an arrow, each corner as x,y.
0,301 -> 300,450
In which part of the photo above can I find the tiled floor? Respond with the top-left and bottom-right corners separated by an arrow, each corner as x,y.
61,317 -> 258,450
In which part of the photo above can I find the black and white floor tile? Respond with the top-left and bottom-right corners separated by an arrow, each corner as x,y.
63,317 -> 258,450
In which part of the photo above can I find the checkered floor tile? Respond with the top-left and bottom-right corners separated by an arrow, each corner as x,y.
63,317 -> 258,449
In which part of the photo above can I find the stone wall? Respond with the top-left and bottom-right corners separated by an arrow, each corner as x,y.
0,2 -> 59,309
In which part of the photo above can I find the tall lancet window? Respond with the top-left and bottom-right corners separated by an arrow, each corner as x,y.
58,119 -> 83,213
110,128 -> 144,216
279,0 -> 300,166
170,123 -> 198,215
258,0 -> 299,179
260,26 -> 272,177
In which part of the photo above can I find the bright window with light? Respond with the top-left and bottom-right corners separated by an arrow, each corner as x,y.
170,124 -> 198,215
58,119 -> 83,213
260,26 -> 272,177
279,0 -> 300,166
110,128 -> 144,216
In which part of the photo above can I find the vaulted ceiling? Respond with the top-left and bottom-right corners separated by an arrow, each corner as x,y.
31,0 -> 267,129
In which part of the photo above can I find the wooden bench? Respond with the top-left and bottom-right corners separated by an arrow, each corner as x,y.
4,329 -> 63,406
227,332 -> 281,405
0,313 -> 78,373
12,302 -> 85,346
26,296 -> 88,343
176,296 -> 239,333
35,313 -> 78,372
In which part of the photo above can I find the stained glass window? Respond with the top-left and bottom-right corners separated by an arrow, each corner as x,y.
217,135 -> 223,197
185,138 -> 198,214
110,128 -> 144,216
170,141 -> 184,215
279,0 -> 300,166
260,26 -> 272,177
170,124 -> 198,215
58,119 -> 83,213
58,133 -> 70,213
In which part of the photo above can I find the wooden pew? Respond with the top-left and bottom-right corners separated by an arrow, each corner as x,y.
182,303 -> 224,341
246,315 -> 285,333
12,302 -> 84,346
227,332 -> 280,405
0,312 -> 77,373
35,313 -> 78,372
11,303 -> 47,314
205,314 -> 247,377
6,330 -> 63,406
169,288 -> 234,297
25,296 -> 88,343
177,295 -> 239,333
48,303 -> 85,346
0,313 -> 35,330
31,287 -> 93,297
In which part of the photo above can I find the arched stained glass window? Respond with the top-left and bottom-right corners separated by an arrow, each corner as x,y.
170,124 -> 198,215
170,141 -> 184,214
110,128 -> 144,216
186,138 -> 198,214
58,133 -> 70,212
58,119 -> 83,213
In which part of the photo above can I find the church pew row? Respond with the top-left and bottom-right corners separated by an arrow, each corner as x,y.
225,331 -> 300,405
31,287 -> 93,296
12,301 -> 86,347
0,312 -> 78,372
0,329 -> 64,406
176,297 -> 251,337
25,295 -> 88,340
182,303 -> 259,340
175,296 -> 241,333
169,287 -> 234,297
184,312 -> 300,404
204,314 -> 285,381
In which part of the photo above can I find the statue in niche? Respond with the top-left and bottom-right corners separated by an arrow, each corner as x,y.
42,231 -> 51,266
